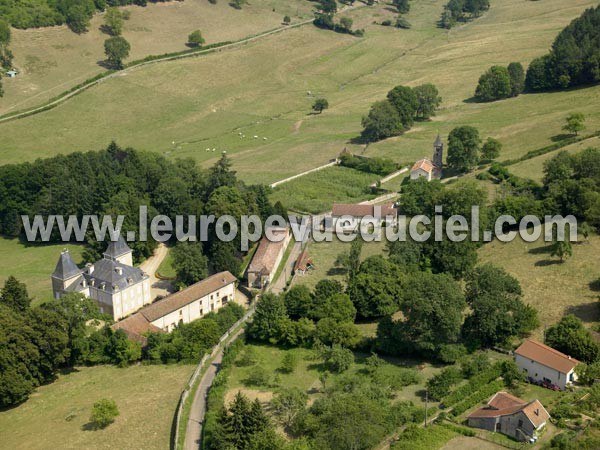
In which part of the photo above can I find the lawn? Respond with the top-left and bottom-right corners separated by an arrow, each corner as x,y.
478,232 -> 600,336
292,236 -> 388,290
1,0 -> 598,186
269,166 -> 381,214
2,0 -> 314,115
0,237 -> 84,305
156,247 -> 176,278
0,364 -> 195,450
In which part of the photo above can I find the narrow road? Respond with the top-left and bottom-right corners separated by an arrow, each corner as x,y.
183,327 -> 245,450
139,243 -> 174,299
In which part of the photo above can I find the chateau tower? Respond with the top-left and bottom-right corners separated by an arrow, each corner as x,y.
103,234 -> 133,267
433,134 -> 444,169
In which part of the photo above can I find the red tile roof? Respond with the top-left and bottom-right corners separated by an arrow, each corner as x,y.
411,158 -> 434,173
468,391 -> 550,428
112,313 -> 163,344
248,228 -> 289,276
515,339 -> 580,374
293,248 -> 312,272
140,271 -> 237,322
331,203 -> 397,218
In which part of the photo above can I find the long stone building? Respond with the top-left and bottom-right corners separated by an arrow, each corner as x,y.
113,271 -> 237,340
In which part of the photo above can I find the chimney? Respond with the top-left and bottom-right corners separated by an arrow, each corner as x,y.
86,262 -> 94,275
535,408 -> 539,416
568,356 -> 572,360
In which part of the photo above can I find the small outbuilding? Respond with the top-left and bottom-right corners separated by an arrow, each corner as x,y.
6,70 -> 17,78
468,391 -> 550,442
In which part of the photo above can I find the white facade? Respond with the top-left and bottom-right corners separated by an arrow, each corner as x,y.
515,354 -> 577,390
149,281 -> 235,332
410,167 -> 433,181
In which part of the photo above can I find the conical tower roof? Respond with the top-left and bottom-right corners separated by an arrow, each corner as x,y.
52,250 -> 81,280
103,234 -> 132,260
434,134 -> 443,146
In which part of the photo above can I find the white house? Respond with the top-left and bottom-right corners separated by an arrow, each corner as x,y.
52,237 -> 151,321
514,339 -> 580,390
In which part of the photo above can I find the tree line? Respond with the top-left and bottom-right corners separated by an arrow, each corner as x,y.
0,142 -> 278,277
525,4 -> 600,92
0,274 -> 245,408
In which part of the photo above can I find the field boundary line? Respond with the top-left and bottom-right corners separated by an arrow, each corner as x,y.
0,3 -> 364,125
0,20 -> 315,124
270,160 -> 339,188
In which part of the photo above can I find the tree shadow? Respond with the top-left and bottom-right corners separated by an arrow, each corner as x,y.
349,135 -> 369,145
99,24 -> 115,36
462,96 -> 480,104
306,362 -> 327,373
326,267 -> 346,277
81,422 -> 103,431
96,59 -> 115,70
528,244 -> 553,255
534,259 -> 562,267
589,279 -> 600,292
565,302 -> 600,323
551,133 -> 574,142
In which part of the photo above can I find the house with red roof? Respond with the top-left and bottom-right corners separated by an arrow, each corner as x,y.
468,391 -> 550,442
514,339 -> 580,390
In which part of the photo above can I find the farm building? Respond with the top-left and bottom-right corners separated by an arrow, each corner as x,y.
514,339 -> 580,390
6,70 -> 17,77
293,248 -> 313,275
113,271 -> 237,338
247,227 -> 292,288
468,391 -> 550,442
410,135 -> 443,181
329,203 -> 397,233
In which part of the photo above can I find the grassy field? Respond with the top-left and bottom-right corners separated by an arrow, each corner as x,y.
270,166 -> 380,213
0,364 -> 195,450
0,237 -> 84,304
1,0 -> 598,185
510,135 -> 600,182
224,343 -> 440,410
292,236 -> 388,290
2,0 -> 314,115
479,233 -> 600,335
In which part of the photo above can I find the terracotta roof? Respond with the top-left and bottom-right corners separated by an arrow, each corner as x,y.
468,392 -> 550,428
488,391 -> 526,410
140,271 -> 237,322
515,339 -> 580,374
331,203 -> 397,218
411,158 -> 434,173
112,313 -> 163,344
248,228 -> 289,275
294,248 -> 313,272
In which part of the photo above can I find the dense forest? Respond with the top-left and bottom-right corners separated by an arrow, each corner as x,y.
0,142 -> 277,273
526,4 -> 600,91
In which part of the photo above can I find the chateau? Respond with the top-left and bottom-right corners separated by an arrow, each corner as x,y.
410,135 -> 444,181
51,236 -> 151,321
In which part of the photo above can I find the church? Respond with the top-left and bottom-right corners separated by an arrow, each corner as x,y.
51,236 -> 152,321
410,135 -> 444,181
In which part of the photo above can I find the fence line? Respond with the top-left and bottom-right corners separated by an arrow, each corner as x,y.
172,305 -> 256,450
